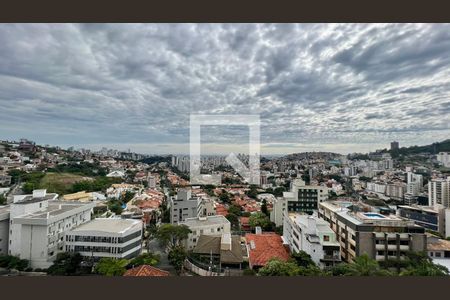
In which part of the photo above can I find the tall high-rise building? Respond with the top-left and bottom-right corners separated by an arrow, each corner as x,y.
428,177 -> 450,208
436,152 -> 450,168
391,141 -> 399,151
271,179 -> 329,226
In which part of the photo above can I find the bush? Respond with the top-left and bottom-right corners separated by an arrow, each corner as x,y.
0,255 -> 29,271
243,269 -> 256,276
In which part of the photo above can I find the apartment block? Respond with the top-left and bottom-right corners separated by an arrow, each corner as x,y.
271,179 -> 329,226
65,218 -> 143,260
283,213 -> 341,268
397,205 -> 447,237
319,201 -> 426,263
170,189 -> 201,224
428,177 -> 450,208
9,189 -> 95,269
180,215 -> 231,250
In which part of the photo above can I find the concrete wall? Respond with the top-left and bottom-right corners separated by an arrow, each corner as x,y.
0,218 -> 9,255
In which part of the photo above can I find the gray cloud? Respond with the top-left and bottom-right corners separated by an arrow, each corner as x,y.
0,23 -> 449,154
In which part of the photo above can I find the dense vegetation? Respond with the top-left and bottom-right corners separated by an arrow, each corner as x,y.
46,252 -> 161,276
0,255 -> 29,271
257,251 -> 449,276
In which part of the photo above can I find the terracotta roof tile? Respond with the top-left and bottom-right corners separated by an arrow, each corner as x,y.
123,265 -> 170,277
245,233 -> 290,267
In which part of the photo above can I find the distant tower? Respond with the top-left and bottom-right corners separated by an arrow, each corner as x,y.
390,141 -> 399,151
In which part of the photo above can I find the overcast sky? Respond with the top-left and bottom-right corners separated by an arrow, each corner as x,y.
0,23 -> 449,155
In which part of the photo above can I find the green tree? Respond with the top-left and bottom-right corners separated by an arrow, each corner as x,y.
258,258 -> 300,276
168,245 -> 187,273
333,254 -> 392,276
226,213 -> 240,230
128,253 -> 160,267
0,194 -> 6,205
291,251 -> 316,268
399,251 -> 449,276
249,212 -> 271,230
108,200 -> 123,215
47,252 -> 90,276
155,224 -> 191,250
228,204 -> 242,216
246,185 -> 258,199
273,187 -> 285,197
7,169 -> 27,184
0,255 -> 29,271
22,182 -> 36,194
261,199 -> 269,216
219,190 -> 231,203
94,258 -> 129,276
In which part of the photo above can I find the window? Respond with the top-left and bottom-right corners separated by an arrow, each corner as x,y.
323,235 -> 330,242
435,252 -> 441,257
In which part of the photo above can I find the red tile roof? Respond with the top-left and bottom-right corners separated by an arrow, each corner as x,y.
215,204 -> 229,216
123,265 -> 170,277
245,233 -> 290,268
239,216 -> 250,225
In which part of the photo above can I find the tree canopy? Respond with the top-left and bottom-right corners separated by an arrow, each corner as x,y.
155,224 -> 191,250
249,212 -> 271,230
94,258 -> 129,276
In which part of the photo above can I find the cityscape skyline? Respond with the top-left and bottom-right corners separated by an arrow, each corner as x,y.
1,24 -> 450,154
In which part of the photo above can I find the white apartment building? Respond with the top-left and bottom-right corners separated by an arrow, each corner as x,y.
0,206 -> 9,255
428,177 -> 450,208
147,175 -> 156,188
407,172 -> 423,191
170,189 -> 201,224
436,152 -> 450,168
9,189 -> 95,269
366,182 -> 386,194
283,213 -> 341,268
271,179 -> 329,226
65,218 -> 142,260
385,183 -> 406,200
180,215 -> 231,250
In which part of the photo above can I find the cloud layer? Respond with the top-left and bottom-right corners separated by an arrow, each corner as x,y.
0,24 -> 449,154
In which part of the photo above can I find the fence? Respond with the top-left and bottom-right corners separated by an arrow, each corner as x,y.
184,258 -> 244,277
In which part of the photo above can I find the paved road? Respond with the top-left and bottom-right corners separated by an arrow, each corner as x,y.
146,238 -> 176,274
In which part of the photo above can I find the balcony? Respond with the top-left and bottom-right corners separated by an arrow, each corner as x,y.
375,244 -> 385,250
321,255 -> 341,262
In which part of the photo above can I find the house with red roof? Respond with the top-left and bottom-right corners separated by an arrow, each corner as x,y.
245,232 -> 290,269
215,204 -> 229,216
123,265 -> 170,277
239,216 -> 251,232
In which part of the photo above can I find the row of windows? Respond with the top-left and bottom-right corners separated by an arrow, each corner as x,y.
71,240 -> 141,254
66,230 -> 141,244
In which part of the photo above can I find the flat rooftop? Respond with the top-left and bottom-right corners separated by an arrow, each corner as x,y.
69,218 -> 142,234
16,201 -> 94,219
13,193 -> 58,204
181,215 -> 229,227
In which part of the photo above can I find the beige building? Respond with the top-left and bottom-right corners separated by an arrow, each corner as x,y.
319,201 -> 427,263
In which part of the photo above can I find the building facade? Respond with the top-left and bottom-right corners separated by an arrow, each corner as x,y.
65,218 -> 142,260
9,189 -> 95,269
283,213 -> 341,268
271,179 -> 329,226
319,201 -> 427,263
180,215 -> 231,250
397,205 -> 445,234
170,189 -> 201,224
428,177 -> 450,208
